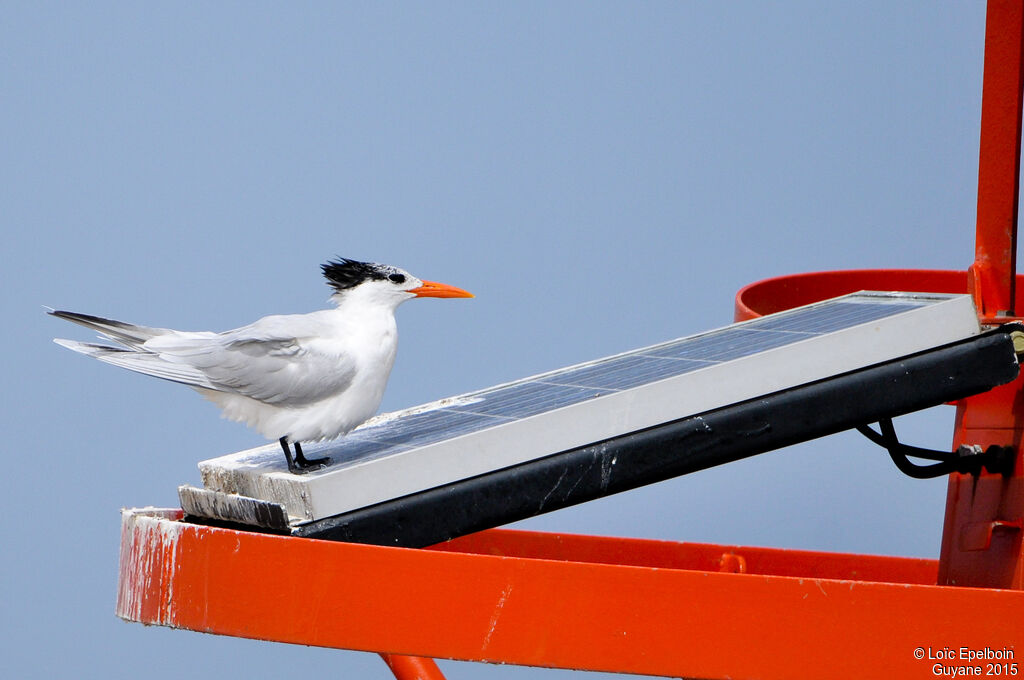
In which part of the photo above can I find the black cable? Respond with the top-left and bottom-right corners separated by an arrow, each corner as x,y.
856,419 -> 1014,479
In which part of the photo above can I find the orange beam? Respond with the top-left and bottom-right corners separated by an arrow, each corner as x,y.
433,527 -> 940,585
118,509 -> 1023,679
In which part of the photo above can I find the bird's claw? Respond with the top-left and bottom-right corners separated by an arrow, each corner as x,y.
280,438 -> 331,474
289,456 -> 331,474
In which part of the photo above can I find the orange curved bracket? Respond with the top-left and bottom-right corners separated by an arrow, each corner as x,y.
734,269 -> 971,321
118,508 -> 1024,679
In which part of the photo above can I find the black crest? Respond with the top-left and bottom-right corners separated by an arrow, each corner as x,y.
321,258 -> 387,292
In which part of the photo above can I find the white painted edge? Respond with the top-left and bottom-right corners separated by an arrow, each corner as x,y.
116,507 -> 184,625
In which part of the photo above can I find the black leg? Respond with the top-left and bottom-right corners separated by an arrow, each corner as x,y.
279,437 -> 330,473
279,437 -> 298,472
293,441 -> 330,470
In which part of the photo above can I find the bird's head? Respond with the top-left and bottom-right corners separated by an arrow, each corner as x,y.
321,258 -> 473,309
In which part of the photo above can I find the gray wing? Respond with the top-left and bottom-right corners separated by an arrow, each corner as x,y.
146,328 -> 357,406
53,310 -> 357,406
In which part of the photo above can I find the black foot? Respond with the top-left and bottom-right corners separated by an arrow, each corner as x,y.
280,438 -> 330,474
294,441 -> 330,469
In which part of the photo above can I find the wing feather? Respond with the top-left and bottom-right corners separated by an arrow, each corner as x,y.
145,322 -> 357,405
54,311 -> 358,406
53,338 -> 219,389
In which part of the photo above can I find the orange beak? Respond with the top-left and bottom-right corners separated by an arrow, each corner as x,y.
408,280 -> 474,299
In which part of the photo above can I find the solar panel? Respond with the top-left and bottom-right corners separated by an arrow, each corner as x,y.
187,291 -> 990,530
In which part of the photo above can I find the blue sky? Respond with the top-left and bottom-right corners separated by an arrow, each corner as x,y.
1,3 -> 1001,678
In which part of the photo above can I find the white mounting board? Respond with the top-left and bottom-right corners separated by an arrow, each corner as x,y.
192,292 -> 979,523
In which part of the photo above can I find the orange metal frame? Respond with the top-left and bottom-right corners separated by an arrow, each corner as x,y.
116,3 -> 1024,678
118,509 -> 1023,679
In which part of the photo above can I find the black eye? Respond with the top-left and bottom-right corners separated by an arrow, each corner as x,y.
388,273 -> 406,284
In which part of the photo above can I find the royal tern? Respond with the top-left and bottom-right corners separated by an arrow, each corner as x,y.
50,258 -> 473,472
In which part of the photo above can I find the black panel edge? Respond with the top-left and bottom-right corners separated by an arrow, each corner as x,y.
293,326 -> 1021,548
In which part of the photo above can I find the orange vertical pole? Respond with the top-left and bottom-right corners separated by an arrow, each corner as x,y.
969,0 -> 1024,320
939,0 -> 1024,589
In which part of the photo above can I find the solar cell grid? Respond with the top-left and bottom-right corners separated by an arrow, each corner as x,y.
537,354 -> 707,391
745,299 -> 923,333
450,382 -> 605,418
348,408 -> 503,448
643,327 -> 801,361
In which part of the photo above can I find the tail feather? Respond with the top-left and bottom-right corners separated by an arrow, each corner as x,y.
53,337 -> 129,355
48,310 -> 168,349
52,337 -> 218,389
50,310 -> 217,390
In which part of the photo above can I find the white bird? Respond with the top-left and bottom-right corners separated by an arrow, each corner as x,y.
50,258 -> 473,472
